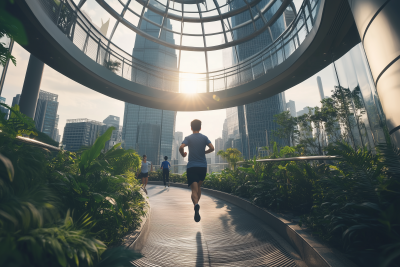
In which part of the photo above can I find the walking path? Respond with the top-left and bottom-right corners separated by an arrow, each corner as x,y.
133,185 -> 307,267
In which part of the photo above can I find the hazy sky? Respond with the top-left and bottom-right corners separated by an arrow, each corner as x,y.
1,0 -> 338,145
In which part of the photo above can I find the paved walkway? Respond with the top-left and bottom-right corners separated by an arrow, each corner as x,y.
133,185 -> 306,267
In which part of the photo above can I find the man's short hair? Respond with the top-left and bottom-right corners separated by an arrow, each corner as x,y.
143,155 -> 147,158
191,119 -> 201,131
164,156 -> 168,160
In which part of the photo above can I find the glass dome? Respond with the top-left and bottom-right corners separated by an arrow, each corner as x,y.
45,0 -> 319,93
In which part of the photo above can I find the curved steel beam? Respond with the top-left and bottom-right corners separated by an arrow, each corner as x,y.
97,0 -> 291,51
11,0 -> 360,111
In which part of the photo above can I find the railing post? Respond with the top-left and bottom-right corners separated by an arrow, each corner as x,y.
95,38 -> 101,63
122,58 -> 125,78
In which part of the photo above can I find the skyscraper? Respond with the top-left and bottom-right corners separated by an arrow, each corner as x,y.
122,8 -> 178,165
62,119 -> 105,151
225,1 -> 292,159
103,115 -> 122,151
286,100 -> 296,117
34,90 -> 59,141
11,94 -> 20,107
214,137 -> 224,163
317,76 -> 325,101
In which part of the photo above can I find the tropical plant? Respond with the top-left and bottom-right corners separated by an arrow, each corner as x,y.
0,0 -> 27,66
0,111 -> 145,266
104,59 -> 121,73
217,148 -> 243,170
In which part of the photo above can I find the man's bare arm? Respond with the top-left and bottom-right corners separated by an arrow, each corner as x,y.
205,143 -> 214,154
179,144 -> 187,157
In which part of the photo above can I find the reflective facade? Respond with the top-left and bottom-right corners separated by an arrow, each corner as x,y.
34,90 -> 60,141
332,44 -> 386,149
123,9 -> 177,165
224,2 -> 290,159
62,119 -> 105,151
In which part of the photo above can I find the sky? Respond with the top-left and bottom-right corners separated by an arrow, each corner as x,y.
0,0 -> 339,146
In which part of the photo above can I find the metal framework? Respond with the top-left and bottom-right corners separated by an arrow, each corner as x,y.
37,0 -> 320,93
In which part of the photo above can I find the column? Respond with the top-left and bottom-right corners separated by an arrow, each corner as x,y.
19,54 -> 45,118
347,0 -> 400,147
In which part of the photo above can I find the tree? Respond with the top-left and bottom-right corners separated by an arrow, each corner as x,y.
217,148 -> 243,170
273,110 -> 299,146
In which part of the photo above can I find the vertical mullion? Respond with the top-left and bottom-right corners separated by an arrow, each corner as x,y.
159,0 -> 170,38
197,3 -> 209,93
212,0 -> 228,44
242,0 -> 257,31
177,5 -> 183,71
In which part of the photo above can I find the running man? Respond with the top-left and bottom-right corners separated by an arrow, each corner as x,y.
161,156 -> 171,188
137,155 -> 152,193
179,119 -> 214,222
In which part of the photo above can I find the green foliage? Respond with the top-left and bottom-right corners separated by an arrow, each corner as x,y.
0,112 -> 145,266
204,142 -> 400,266
104,60 -> 121,73
217,148 -> 243,170
0,0 -> 28,66
148,170 -> 186,183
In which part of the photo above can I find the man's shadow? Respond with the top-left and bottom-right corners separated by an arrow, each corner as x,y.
196,231 -> 207,267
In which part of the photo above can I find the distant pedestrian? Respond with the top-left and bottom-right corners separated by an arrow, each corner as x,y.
161,156 -> 171,188
179,119 -> 214,222
137,155 -> 152,193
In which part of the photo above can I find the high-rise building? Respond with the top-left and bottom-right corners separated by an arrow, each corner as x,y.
286,100 -> 296,117
34,90 -> 59,141
171,131 -> 184,164
317,76 -> 325,101
224,1 -> 291,159
0,96 -> 9,120
103,115 -> 123,151
122,8 -> 177,165
214,137 -> 223,164
11,94 -> 20,107
62,119 -> 105,151
103,115 -> 120,129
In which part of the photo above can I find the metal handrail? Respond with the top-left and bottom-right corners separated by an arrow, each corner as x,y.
37,0 -> 320,93
16,136 -> 60,151
237,155 -> 340,164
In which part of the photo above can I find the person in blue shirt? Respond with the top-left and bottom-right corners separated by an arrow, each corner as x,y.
179,119 -> 214,222
160,156 -> 171,188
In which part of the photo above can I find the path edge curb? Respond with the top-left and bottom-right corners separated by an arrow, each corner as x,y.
122,189 -> 151,253
148,181 -> 356,267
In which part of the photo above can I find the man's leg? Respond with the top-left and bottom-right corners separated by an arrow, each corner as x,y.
190,182 -> 200,205
141,177 -> 145,188
144,177 -> 148,188
197,180 -> 203,202
166,171 -> 170,186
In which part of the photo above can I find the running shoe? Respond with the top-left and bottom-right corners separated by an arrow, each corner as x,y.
168,183 -> 170,187
194,204 -> 201,222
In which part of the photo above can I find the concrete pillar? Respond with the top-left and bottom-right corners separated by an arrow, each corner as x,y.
19,54 -> 44,119
347,0 -> 400,147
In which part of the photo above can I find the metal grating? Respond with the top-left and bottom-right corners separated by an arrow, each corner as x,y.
133,185 -> 299,267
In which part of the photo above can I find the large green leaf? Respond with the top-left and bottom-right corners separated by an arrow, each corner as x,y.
0,153 -> 14,181
80,127 -> 114,171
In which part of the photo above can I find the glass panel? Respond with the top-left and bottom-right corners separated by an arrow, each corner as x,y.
124,10 -> 140,27
105,0 -> 124,14
206,33 -> 225,47
297,25 -> 307,44
180,51 -> 207,73
149,0 -> 166,12
283,39 -> 295,58
203,21 -> 223,34
144,8 -> 164,25
183,12 -> 200,18
201,9 -> 219,17
183,4 -> 198,12
226,0 -> 245,11
306,18 -> 312,31
111,23 -> 138,54
207,47 -> 233,71
161,30 -> 181,45
80,0 -> 117,38
128,0 -> 144,15
182,35 -> 204,47
182,22 -> 203,34
166,18 -> 182,33
263,54 -> 273,71
170,1 -> 182,11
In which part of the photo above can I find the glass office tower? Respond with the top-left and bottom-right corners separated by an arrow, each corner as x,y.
227,0 -> 291,159
34,90 -> 59,141
123,7 -> 177,165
